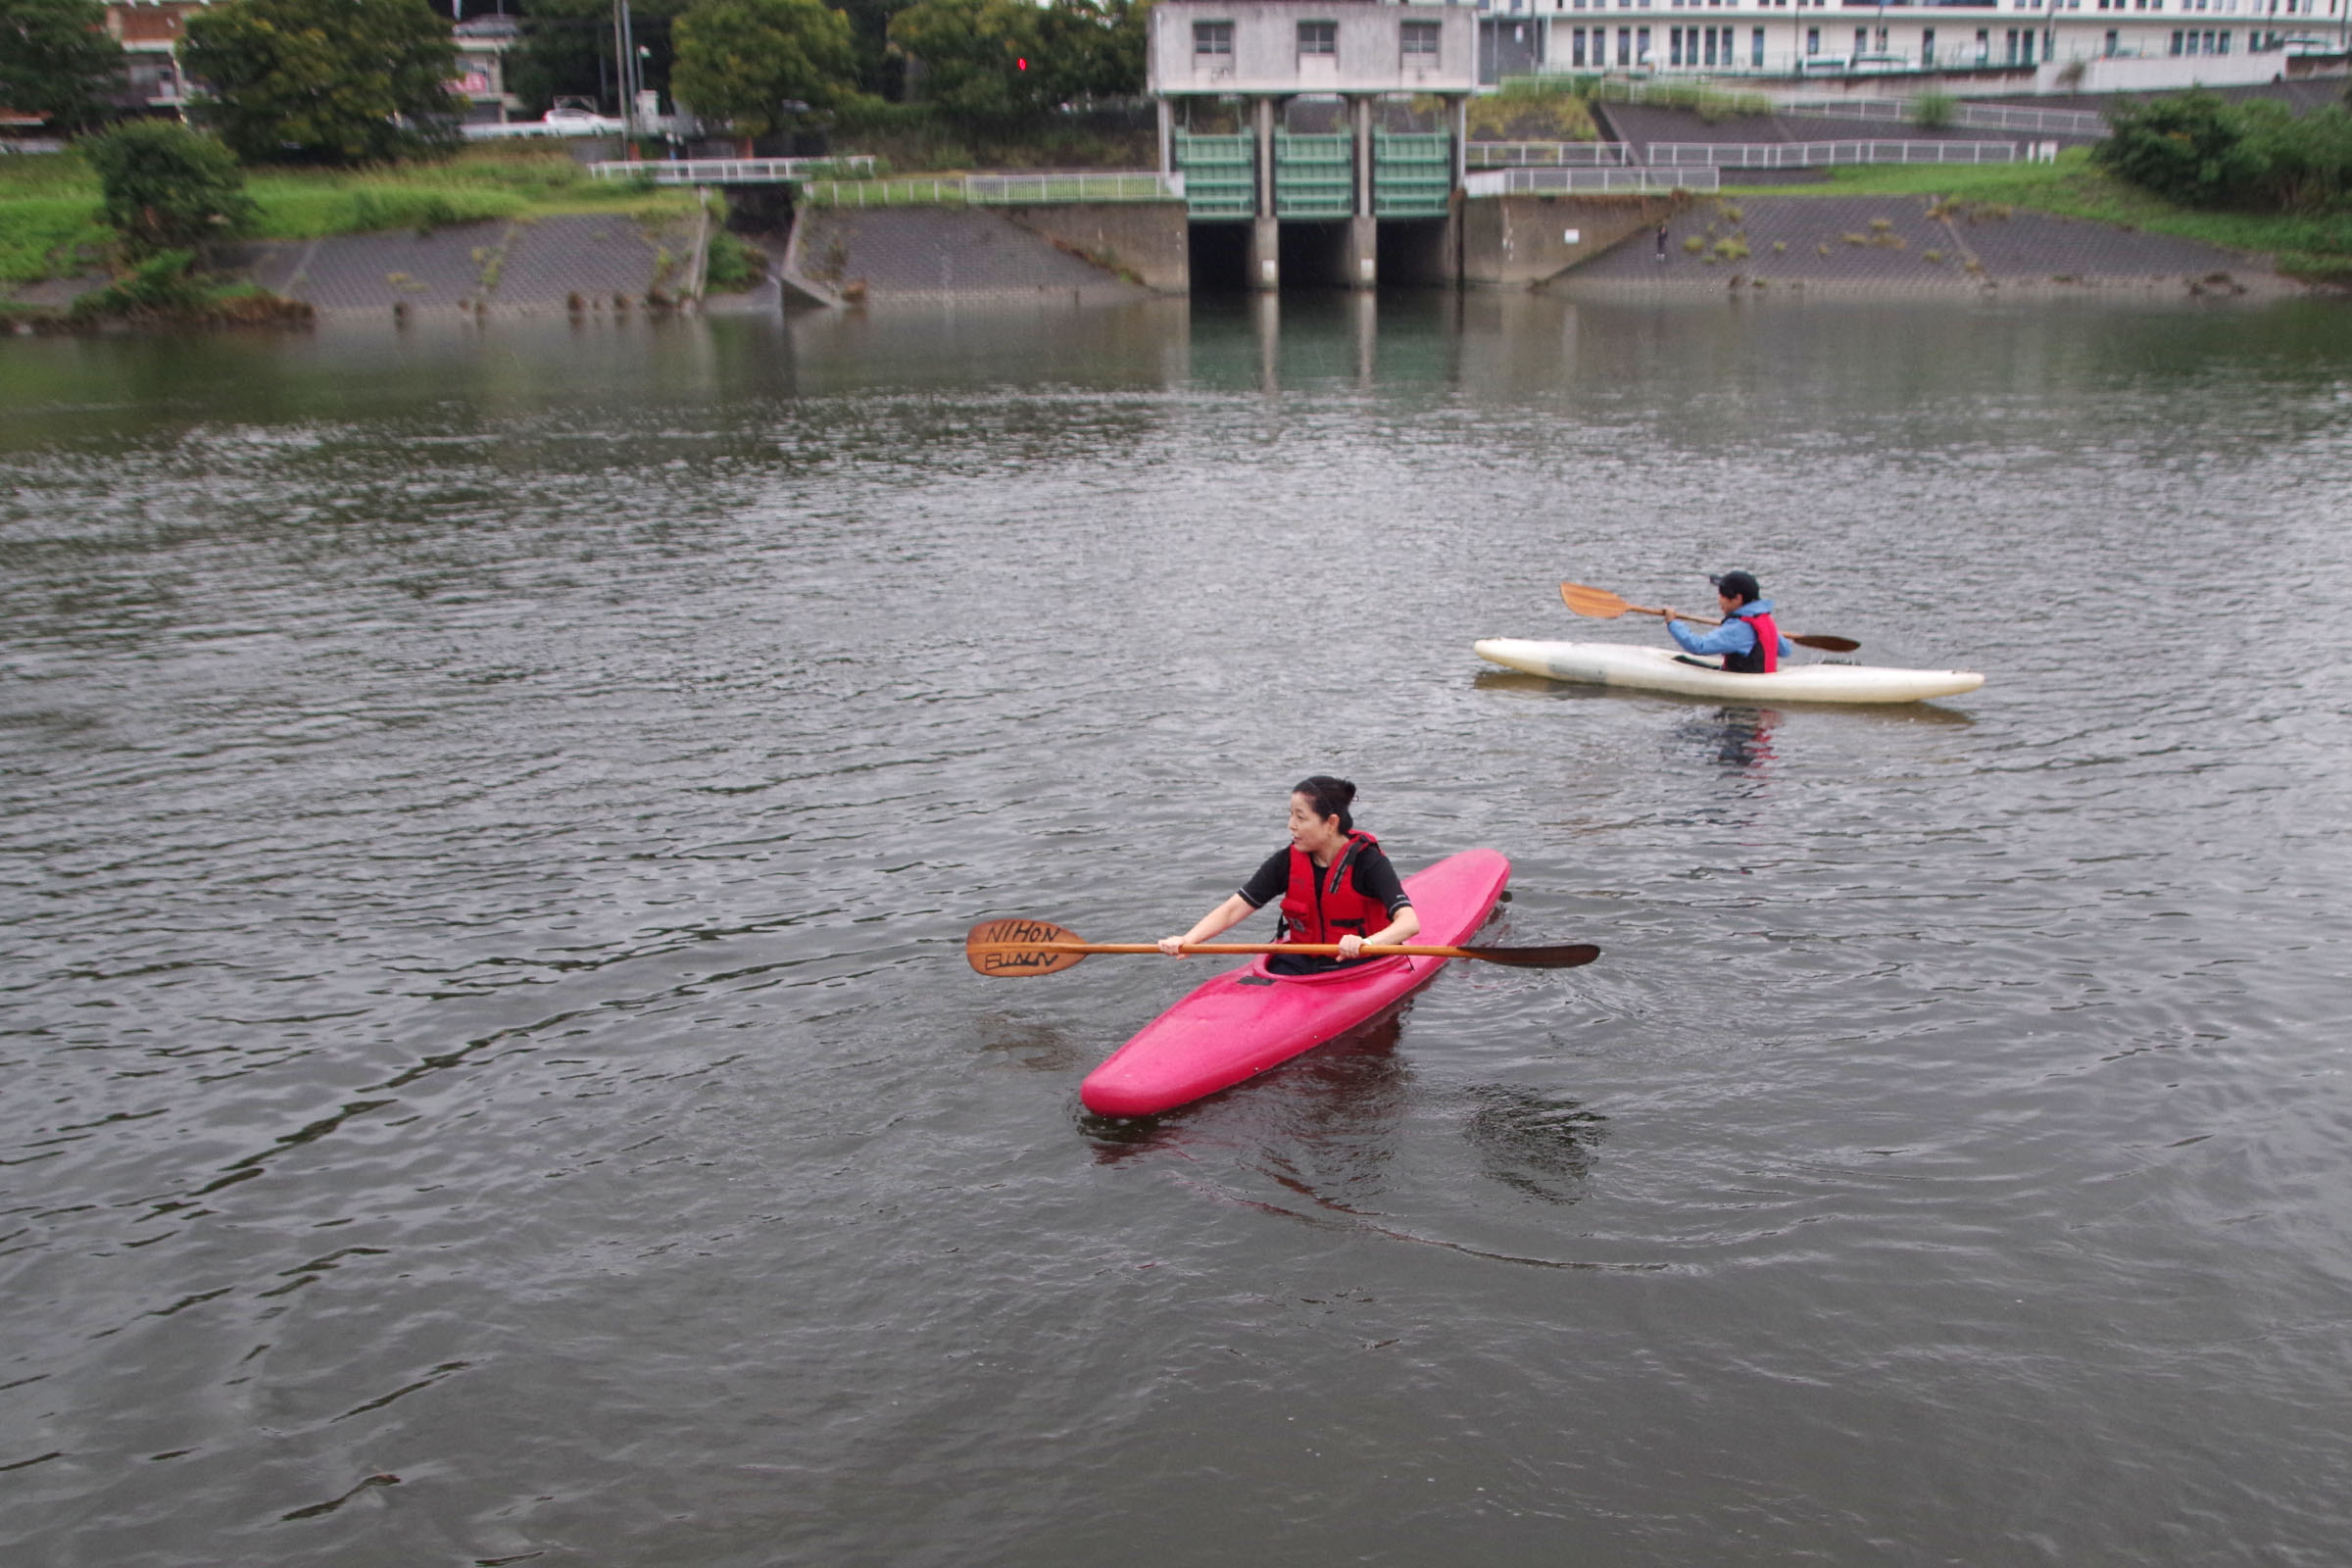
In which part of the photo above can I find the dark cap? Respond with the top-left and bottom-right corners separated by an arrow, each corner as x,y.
1709,570 -> 1761,603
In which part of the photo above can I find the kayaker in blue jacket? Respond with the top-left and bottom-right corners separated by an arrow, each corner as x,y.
1659,570 -> 1794,674
1157,775 -> 1420,974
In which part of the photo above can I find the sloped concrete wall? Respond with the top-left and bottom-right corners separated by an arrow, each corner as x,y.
1460,193 -> 1684,288
1000,203 -> 1191,294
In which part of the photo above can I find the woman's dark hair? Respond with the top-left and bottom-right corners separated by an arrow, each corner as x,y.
1292,775 -> 1357,832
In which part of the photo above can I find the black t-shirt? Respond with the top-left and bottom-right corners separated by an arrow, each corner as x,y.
1238,841 -> 1411,919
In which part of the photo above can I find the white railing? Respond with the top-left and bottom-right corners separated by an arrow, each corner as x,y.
1646,139 -> 2018,168
1464,167 -> 1721,195
1778,98 -> 2106,136
1949,102 -> 2108,135
1467,141 -> 1637,168
587,156 -> 878,184
795,172 -> 1185,206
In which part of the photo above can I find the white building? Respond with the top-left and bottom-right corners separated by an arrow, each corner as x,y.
1442,0 -> 2347,85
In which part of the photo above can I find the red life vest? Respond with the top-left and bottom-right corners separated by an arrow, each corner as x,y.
1724,608 -> 1780,674
1279,831 -> 1390,947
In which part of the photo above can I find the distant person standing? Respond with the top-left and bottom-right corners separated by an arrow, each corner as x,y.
1656,222 -> 1670,262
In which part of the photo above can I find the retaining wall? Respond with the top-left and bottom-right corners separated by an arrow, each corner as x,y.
1460,192 -> 1685,287
999,202 -> 1191,294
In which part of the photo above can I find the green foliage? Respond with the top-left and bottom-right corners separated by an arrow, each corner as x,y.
1034,0 -> 1148,104
0,0 -> 126,133
182,0 -> 464,166
81,120 -> 258,256
673,0 -> 860,136
69,247 -> 208,318
704,226 -> 765,288
60,245 -> 311,323
2097,90 -> 2352,214
0,192 -> 112,283
888,0 -> 1050,125
508,0 -> 688,119
1465,80 -> 1598,143
1911,92 -> 1957,131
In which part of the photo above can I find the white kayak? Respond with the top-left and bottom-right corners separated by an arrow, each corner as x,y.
1474,638 -> 1984,705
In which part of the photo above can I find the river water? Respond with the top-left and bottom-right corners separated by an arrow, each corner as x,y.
3,293 -> 2349,1566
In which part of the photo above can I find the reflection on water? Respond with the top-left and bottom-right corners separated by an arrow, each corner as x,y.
1461,1084 -> 1609,1203
1673,705 -> 1781,773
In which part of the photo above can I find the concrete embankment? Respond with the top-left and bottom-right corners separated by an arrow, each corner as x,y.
230,211 -> 705,318
779,205 -> 1182,308
1561,193 -> 2287,296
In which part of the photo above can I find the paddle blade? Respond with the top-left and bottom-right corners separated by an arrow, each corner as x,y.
967,918 -> 1088,977
1791,633 -> 1861,653
1456,942 -> 1600,969
1559,582 -> 1633,620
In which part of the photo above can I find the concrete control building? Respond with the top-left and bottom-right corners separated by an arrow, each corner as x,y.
1150,3 -> 1481,289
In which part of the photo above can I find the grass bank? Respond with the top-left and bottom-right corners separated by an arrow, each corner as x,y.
2,144 -> 695,285
1724,150 -> 2352,280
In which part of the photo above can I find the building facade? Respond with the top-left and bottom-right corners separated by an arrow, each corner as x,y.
1440,0 -> 2346,83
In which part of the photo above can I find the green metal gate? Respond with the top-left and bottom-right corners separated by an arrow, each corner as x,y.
1172,133 -> 1255,220
1373,132 -> 1453,219
1274,132 -> 1354,220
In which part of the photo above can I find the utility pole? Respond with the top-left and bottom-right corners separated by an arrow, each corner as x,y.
612,0 -> 635,130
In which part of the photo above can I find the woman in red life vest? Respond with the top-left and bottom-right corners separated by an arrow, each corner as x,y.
1659,569 -> 1793,674
1155,776 -> 1421,976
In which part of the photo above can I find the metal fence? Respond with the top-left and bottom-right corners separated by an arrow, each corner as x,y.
1464,167 -> 1721,196
587,156 -> 878,185
1645,139 -> 2019,169
796,172 -> 1185,207
1466,141 -> 1637,168
1778,98 -> 2107,136
1948,102 -> 2108,136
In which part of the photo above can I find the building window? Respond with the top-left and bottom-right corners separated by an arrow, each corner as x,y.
1401,20 -> 1442,58
1573,25 -> 1589,64
1806,25 -> 1820,54
1923,26 -> 1936,60
1194,21 -> 1233,56
1752,25 -> 1765,64
1298,21 -> 1337,56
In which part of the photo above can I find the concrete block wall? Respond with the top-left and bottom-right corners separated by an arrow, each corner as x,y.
1460,192 -> 1686,288
1001,203 -> 1192,294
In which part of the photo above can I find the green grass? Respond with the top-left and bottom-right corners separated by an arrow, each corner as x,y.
0,194 -> 113,284
1722,148 -> 2352,270
2,143 -> 695,284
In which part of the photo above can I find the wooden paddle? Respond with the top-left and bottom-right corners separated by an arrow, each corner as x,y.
1560,581 -> 1861,654
967,918 -> 1600,977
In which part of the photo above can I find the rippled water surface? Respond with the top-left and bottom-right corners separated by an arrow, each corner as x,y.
4,295 -> 2350,1566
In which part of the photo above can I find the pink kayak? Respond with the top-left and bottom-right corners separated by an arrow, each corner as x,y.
1080,849 -> 1512,1116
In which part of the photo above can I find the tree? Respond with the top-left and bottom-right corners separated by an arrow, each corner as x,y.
887,0 -> 1047,124
80,119 -> 256,256
0,0 -> 127,134
181,0 -> 463,165
672,0 -> 858,138
509,0 -> 692,119
1036,0 -> 1147,105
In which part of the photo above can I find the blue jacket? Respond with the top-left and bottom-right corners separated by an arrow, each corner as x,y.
1667,599 -> 1794,662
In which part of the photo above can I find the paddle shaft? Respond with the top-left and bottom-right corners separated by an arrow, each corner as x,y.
1558,581 -> 1858,653
979,940 -> 1514,960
